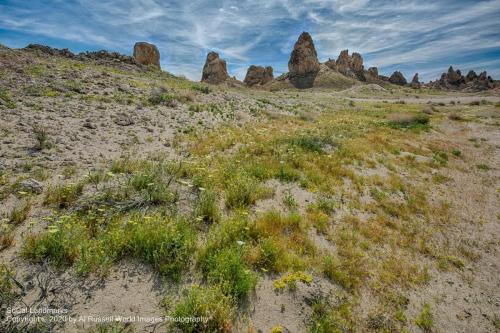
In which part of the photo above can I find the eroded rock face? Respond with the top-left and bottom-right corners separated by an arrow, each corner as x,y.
465,70 -> 478,82
335,50 -> 365,81
410,73 -> 421,89
244,65 -> 274,86
288,32 -> 320,89
428,66 -> 496,91
201,52 -> 229,84
133,42 -> 160,69
350,52 -> 364,73
367,67 -> 379,79
389,71 -> 407,85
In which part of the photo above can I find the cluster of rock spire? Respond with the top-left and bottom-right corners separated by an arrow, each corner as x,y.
22,33 -> 497,92
197,32 -> 497,91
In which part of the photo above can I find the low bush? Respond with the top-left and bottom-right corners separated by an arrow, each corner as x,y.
170,285 -> 234,333
387,113 -> 429,129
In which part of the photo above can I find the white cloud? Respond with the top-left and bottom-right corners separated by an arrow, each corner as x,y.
0,0 -> 499,81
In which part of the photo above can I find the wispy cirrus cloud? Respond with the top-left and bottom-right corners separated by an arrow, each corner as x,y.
0,0 -> 499,81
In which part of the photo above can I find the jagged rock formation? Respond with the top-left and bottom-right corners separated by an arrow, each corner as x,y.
389,71 -> 407,85
25,44 -> 75,58
367,67 -> 379,79
76,50 -> 137,65
244,65 -> 273,86
334,50 -> 365,81
133,42 -> 160,69
24,44 -> 140,69
201,52 -> 229,84
288,32 -> 320,89
410,73 -> 421,89
428,66 -> 496,91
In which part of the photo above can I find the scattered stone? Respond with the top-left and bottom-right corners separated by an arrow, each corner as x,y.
244,65 -> 274,86
201,52 -> 229,84
389,71 -> 407,85
288,32 -> 320,89
114,115 -> 135,126
133,42 -> 160,69
83,120 -> 97,129
19,179 -> 43,194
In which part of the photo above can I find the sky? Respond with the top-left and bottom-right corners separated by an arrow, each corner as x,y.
1,0 -> 499,82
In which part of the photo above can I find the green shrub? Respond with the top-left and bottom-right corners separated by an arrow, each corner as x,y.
225,173 -> 268,209
127,216 -> 195,280
432,151 -> 448,166
44,182 -> 84,208
415,303 -> 433,331
202,246 -> 257,300
387,113 -> 429,129
308,296 -> 354,333
0,88 -> 16,108
248,237 -> 283,272
285,134 -> 332,153
23,214 -> 195,279
32,124 -> 53,150
22,217 -> 86,267
10,200 -> 32,224
148,90 -> 178,106
194,190 -> 220,224
0,264 -> 18,305
170,285 -> 234,333
476,164 -> 490,171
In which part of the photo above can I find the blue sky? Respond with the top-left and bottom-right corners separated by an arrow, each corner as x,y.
1,0 -> 499,82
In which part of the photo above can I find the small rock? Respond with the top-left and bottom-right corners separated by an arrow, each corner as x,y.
19,179 -> 43,194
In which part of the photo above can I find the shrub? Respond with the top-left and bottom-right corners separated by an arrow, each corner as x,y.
246,237 -> 284,272
127,216 -> 195,280
32,124 -> 53,150
22,217 -> 85,267
476,164 -> 490,171
44,182 -> 84,208
308,296 -> 354,333
0,223 -> 15,250
387,113 -> 429,129
0,264 -> 18,305
432,151 -> 448,166
415,303 -> 433,331
225,173 -> 268,209
170,285 -> 234,333
194,190 -> 220,224
0,88 -> 16,109
10,200 -> 32,224
202,246 -> 257,300
148,90 -> 178,107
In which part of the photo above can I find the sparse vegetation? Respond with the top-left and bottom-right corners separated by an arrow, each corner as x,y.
1,43 -> 497,333
169,285 -> 234,333
32,124 -> 53,150
387,113 -> 429,130
415,303 -> 433,331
